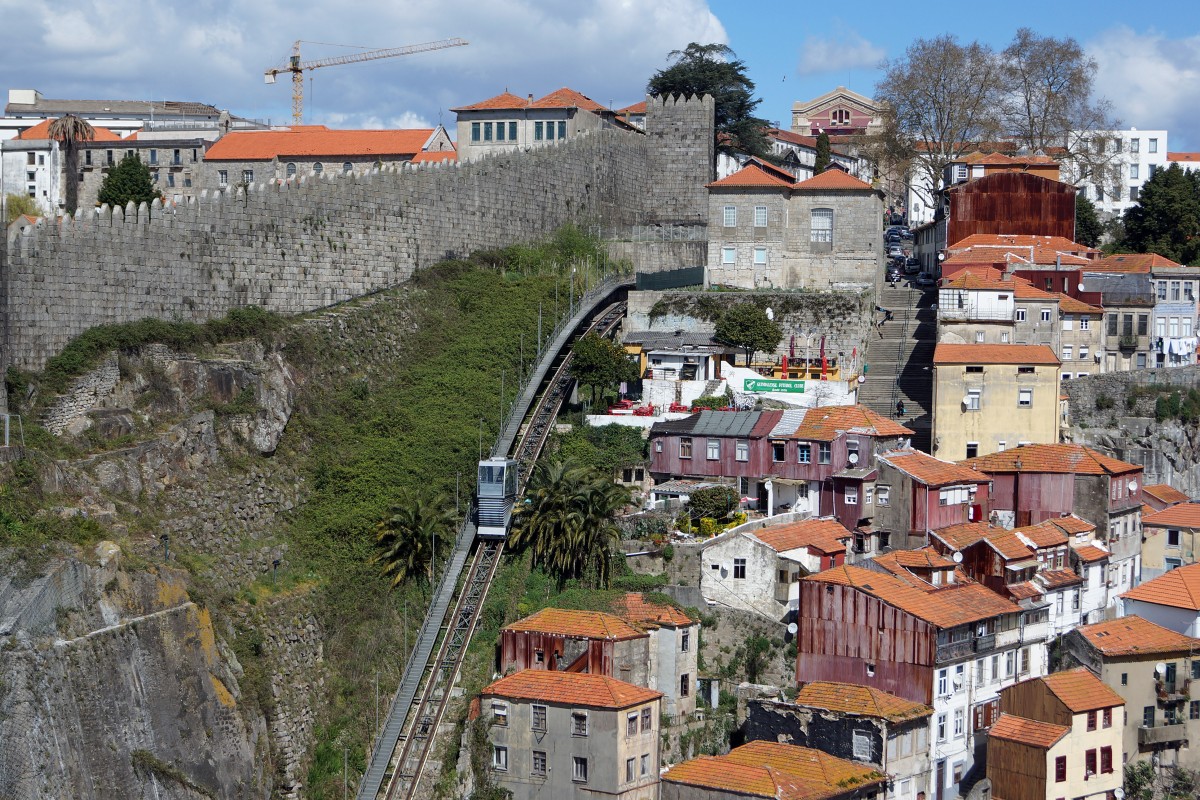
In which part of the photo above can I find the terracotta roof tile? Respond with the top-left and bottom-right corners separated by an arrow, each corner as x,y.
504,608 -> 646,640
933,343 -> 1060,366
793,167 -> 874,191
1056,293 -> 1104,314
528,87 -> 608,112
879,449 -> 989,487
616,100 -> 647,115
1048,515 -> 1097,536
1075,615 -> 1200,657
1038,568 -> 1083,589
204,126 -> 436,161
986,530 -> 1036,561
805,565 -> 1022,629
15,118 -> 122,142
1072,542 -> 1110,563
939,268 -> 1057,299
450,91 -> 531,111
795,681 -> 932,722
1039,667 -> 1126,712
1091,253 -> 1181,273
1016,519 -> 1070,548
766,127 -> 818,148
663,741 -> 886,800
751,518 -> 852,555
989,713 -> 1068,748
789,405 -> 913,442
932,522 -> 998,550
874,546 -> 957,572
961,443 -> 1140,476
1169,152 -> 1200,163
943,246 -> 1092,269
1144,484 -> 1191,506
611,593 -> 695,629
707,159 -> 795,189
482,669 -> 660,709
1007,581 -> 1043,600
1143,503 -> 1200,529
948,234 -> 1095,254
410,149 -> 457,164
1122,562 -> 1200,611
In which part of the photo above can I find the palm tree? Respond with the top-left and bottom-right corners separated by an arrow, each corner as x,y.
47,114 -> 95,215
510,459 -> 629,588
373,492 -> 457,588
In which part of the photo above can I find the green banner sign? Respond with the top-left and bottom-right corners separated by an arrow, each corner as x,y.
743,378 -> 806,393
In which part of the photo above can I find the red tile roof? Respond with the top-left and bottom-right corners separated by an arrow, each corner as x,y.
791,405 -> 913,441
793,167 -> 874,191
1144,484 -> 1191,506
1169,152 -> 1200,163
948,234 -> 1095,255
1016,519 -> 1070,549
766,127 -> 818,148
707,159 -> 795,189
529,87 -> 608,112
204,126 -> 436,161
482,669 -> 660,709
795,681 -> 932,722
611,593 -> 695,629
1039,667 -> 1126,712
1046,515 -> 1096,536
1056,293 -> 1104,315
932,522 -> 998,550
1071,543 -> 1110,563
961,443 -> 1140,476
15,118 -> 122,141
939,268 -> 1057,300
750,518 -> 852,555
450,91 -> 531,111
806,565 -> 1022,629
878,449 -> 989,487
504,608 -> 646,640
1143,503 -> 1200,529
989,713 -> 1068,749
662,741 -> 886,800
410,149 -> 457,164
1091,253 -> 1181,273
985,530 -> 1036,562
933,343 -> 1060,366
875,546 -> 957,572
1007,581 -> 1043,600
1076,615 -> 1200,657
616,101 -> 647,115
1122,562 -> 1200,611
1039,568 -> 1083,589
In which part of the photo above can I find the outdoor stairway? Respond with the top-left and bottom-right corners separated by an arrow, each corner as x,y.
860,283 -> 937,452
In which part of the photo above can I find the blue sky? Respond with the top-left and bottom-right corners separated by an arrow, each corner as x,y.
1,0 -> 1197,149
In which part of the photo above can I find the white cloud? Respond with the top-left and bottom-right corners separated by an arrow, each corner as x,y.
796,29 -> 884,77
1088,26 -> 1200,150
0,0 -> 725,132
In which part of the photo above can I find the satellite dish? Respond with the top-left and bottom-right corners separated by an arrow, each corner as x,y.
848,452 -> 860,465
1115,789 -> 1126,799
1078,283 -> 1087,292
1156,662 -> 1168,675
1128,480 -> 1138,492
787,622 -> 798,635
952,551 -> 964,563
962,396 -> 972,406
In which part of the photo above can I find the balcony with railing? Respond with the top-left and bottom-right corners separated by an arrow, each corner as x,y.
936,639 -> 974,662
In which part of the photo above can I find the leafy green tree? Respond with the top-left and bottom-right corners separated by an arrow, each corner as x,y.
509,459 -> 628,588
3,192 -> 39,224
373,491 -> 457,588
569,331 -> 639,407
556,425 -> 647,477
686,485 -> 739,521
715,304 -> 783,366
47,114 -> 95,215
1121,164 -> 1200,265
98,152 -> 163,210
1075,194 -> 1104,247
647,42 -> 771,161
814,131 -> 832,173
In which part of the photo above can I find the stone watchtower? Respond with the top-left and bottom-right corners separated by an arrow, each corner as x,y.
644,94 -> 715,225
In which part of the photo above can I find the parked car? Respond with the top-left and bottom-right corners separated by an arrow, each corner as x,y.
915,274 -> 937,288
904,258 -> 920,274
906,257 -> 920,268
887,245 -> 905,259
900,229 -> 914,240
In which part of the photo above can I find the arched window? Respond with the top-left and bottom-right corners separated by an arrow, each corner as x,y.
312,162 -> 323,175
342,162 -> 353,174
811,208 -> 834,244
286,162 -> 296,178
831,109 -> 851,126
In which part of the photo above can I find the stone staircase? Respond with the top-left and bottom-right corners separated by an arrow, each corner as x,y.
860,283 -> 937,452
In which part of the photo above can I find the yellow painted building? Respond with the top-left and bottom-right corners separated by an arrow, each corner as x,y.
932,343 -> 1061,461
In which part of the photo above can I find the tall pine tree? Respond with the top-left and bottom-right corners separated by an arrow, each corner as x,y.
814,132 -> 832,173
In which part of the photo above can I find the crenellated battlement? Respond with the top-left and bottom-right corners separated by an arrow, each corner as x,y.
0,98 -> 707,376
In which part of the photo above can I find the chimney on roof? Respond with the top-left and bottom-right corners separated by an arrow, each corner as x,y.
528,93 -> 534,103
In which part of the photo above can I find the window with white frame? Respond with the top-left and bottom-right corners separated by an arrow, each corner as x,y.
936,714 -> 947,741
1131,138 -> 1140,153
1062,345 -> 1073,361
721,246 -> 736,264
1001,331 -> 1010,343
753,247 -> 767,265
707,439 -> 720,460
733,558 -> 746,579
810,208 -> 833,243
845,486 -> 859,505
937,668 -> 949,695
723,206 -> 736,227
1062,314 -> 1074,331
1158,317 -> 1167,337
572,711 -> 588,736
532,750 -> 547,776
492,701 -> 508,725
532,704 -> 547,731
865,486 -> 874,505
1018,389 -> 1033,407
966,389 -> 981,411
940,486 -> 970,506
953,708 -> 965,736
975,331 -> 985,343
1130,163 -> 1139,180
1150,138 -> 1159,153
876,486 -> 890,506
573,756 -> 588,783
1015,307 -> 1027,322
753,205 -> 767,227
1080,316 -> 1090,330
1041,308 -> 1052,322
852,730 -> 871,760
492,745 -> 508,771
679,438 -> 692,458
735,440 -> 749,462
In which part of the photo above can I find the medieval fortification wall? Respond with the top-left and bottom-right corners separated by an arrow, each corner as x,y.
0,95 -> 714,376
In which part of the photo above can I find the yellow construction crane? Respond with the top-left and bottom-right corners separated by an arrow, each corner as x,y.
265,38 -> 468,124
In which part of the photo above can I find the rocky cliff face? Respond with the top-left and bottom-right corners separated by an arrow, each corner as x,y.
0,547 -> 266,799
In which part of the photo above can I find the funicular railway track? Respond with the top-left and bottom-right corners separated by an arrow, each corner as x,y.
366,289 -> 629,800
